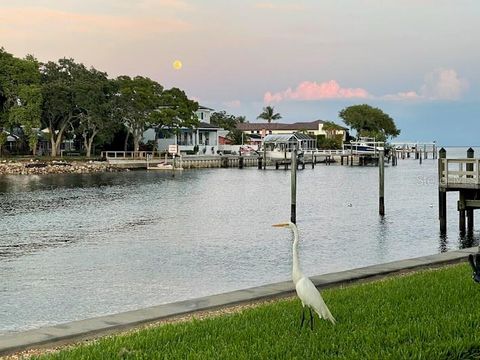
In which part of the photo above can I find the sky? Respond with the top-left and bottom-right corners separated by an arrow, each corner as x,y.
1,0 -> 479,145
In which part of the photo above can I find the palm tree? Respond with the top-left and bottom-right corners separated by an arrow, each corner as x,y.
257,106 -> 281,123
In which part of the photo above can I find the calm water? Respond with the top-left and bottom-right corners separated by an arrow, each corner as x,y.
1,147 -> 478,335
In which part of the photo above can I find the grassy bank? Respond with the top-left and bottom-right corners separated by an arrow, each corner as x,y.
35,264 -> 480,359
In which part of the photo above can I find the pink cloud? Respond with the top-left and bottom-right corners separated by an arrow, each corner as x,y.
264,80 -> 370,103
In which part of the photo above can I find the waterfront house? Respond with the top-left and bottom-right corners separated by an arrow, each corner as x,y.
263,132 -> 317,159
144,106 -> 223,155
236,120 -> 348,142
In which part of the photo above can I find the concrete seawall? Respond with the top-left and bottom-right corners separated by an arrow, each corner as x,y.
0,247 -> 477,356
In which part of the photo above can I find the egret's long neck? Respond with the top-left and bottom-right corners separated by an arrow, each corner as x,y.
291,225 -> 303,284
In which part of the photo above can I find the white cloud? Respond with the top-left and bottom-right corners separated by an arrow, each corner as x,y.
384,68 -> 468,101
420,68 -> 468,100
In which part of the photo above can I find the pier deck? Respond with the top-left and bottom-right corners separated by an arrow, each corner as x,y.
439,158 -> 480,191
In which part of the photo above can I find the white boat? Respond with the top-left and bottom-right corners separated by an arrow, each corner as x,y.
265,149 -> 304,160
344,138 -> 384,154
147,162 -> 183,171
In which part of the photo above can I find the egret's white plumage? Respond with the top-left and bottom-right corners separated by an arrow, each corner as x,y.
274,222 -> 336,326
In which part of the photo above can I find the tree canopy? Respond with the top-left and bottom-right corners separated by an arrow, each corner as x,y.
0,48 -> 42,154
211,111 -> 248,145
257,106 -> 281,123
339,104 -> 400,141
0,47 -> 201,157
114,75 -> 164,152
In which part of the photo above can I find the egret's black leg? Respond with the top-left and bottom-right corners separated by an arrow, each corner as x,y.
308,308 -> 313,330
469,254 -> 476,273
300,307 -> 305,329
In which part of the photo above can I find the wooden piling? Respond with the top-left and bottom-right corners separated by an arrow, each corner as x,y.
258,157 -> 262,169
439,148 -> 447,234
467,148 -> 475,233
459,191 -> 466,235
238,156 -> 244,169
291,147 -> 297,224
263,142 -> 267,170
379,150 -> 385,216
468,208 -> 474,234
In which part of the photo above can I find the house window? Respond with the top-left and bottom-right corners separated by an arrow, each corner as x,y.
256,131 -> 259,134
200,112 -> 204,120
251,131 -> 254,134
269,130 -> 272,134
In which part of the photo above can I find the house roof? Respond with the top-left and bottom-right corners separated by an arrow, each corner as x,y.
2,131 -> 19,142
198,106 -> 214,111
237,120 -> 347,131
263,132 -> 315,143
197,122 -> 221,129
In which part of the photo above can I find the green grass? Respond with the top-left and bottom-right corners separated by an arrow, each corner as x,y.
36,264 -> 480,360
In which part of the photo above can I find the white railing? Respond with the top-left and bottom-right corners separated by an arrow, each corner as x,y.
101,151 -> 164,159
440,158 -> 480,186
303,149 -> 344,156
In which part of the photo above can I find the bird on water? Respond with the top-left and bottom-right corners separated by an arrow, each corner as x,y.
273,222 -> 336,329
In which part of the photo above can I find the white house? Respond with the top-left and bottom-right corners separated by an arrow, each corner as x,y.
143,106 -> 222,155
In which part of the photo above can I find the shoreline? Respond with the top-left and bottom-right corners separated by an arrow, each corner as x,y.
0,160 -> 125,175
0,247 -> 476,357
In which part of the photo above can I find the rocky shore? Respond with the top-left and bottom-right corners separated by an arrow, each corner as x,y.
0,160 -> 125,175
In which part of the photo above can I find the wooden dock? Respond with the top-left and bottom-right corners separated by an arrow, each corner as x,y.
101,151 -> 260,169
438,148 -> 478,235
391,142 -> 437,160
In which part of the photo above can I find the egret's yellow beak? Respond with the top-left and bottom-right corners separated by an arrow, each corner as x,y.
272,223 -> 289,228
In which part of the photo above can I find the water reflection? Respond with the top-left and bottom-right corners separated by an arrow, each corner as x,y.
1,152 -> 480,334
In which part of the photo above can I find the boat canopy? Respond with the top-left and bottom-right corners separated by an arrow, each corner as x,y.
263,132 -> 316,150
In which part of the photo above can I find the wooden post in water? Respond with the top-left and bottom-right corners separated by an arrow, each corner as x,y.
459,191 -> 466,235
291,147 -> 297,224
379,149 -> 385,216
258,157 -> 262,169
467,148 -> 475,233
238,156 -> 244,169
263,140 -> 267,170
439,148 -> 447,234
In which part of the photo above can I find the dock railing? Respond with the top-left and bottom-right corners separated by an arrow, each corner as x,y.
101,151 -> 164,159
440,158 -> 480,187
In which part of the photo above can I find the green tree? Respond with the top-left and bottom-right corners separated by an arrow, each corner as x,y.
257,106 -> 281,123
40,58 -> 85,156
338,104 -> 400,141
114,76 -> 163,152
0,49 -> 42,155
322,121 -> 344,139
210,111 -> 237,131
211,111 -> 248,145
75,66 -> 118,157
151,87 -> 199,149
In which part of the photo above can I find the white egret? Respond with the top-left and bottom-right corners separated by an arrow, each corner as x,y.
273,222 -> 336,328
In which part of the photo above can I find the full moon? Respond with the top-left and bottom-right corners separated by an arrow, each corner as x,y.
172,60 -> 182,70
